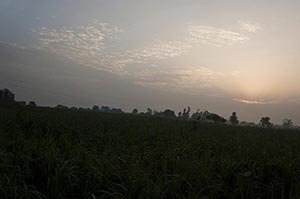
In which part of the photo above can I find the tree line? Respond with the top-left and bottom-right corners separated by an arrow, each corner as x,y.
0,88 -> 297,129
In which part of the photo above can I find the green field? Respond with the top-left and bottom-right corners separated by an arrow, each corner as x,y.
1,105 -> 300,199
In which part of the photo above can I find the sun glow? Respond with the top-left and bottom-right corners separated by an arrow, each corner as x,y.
236,72 -> 278,100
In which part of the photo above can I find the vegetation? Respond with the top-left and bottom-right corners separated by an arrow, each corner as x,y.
283,119 -> 294,128
1,104 -> 300,199
229,112 -> 239,125
0,88 -> 297,129
0,89 -> 15,102
259,117 -> 273,128
191,110 -> 227,124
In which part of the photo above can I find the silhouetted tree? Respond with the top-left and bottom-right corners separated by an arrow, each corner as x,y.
146,108 -> 153,116
56,104 -> 68,109
180,106 -> 191,120
111,108 -> 124,114
79,107 -> 91,111
240,121 -> 256,127
154,109 -> 176,119
28,101 -> 37,107
70,107 -> 78,111
101,106 -> 111,113
178,111 -> 182,117
164,109 -> 176,118
0,90 -> 3,100
132,108 -> 138,114
229,112 -> 239,125
283,119 -> 293,128
206,113 -> 227,124
0,88 -> 15,102
191,109 -> 226,124
260,117 -> 273,128
191,109 -> 201,120
92,105 -> 100,112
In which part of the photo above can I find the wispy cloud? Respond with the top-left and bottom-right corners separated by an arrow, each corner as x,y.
129,40 -> 192,61
233,98 -> 278,105
238,21 -> 262,33
117,23 -> 252,67
286,97 -> 300,104
33,21 -> 123,73
116,40 -> 192,68
33,21 -> 253,94
34,21 -> 253,74
129,66 -> 239,95
33,22 -> 193,74
187,24 -> 249,47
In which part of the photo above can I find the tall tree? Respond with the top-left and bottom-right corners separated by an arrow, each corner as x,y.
92,105 -> 100,112
132,108 -> 138,114
146,108 -> 153,116
229,112 -> 239,125
180,106 -> 191,120
0,88 -> 15,102
283,119 -> 293,128
28,101 -> 37,107
260,117 -> 273,128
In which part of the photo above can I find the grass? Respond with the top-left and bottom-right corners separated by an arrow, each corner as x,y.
1,104 -> 300,199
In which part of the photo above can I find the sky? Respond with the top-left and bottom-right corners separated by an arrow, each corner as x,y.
1,0 -> 300,124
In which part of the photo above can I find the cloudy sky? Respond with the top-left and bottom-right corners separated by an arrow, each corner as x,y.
1,0 -> 300,123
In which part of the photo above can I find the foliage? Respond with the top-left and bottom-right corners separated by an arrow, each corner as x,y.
283,119 -> 293,128
146,108 -> 153,116
28,101 -> 37,107
179,106 -> 191,120
229,112 -> 239,125
1,105 -> 300,199
92,105 -> 100,112
153,109 -> 177,119
191,110 -> 227,124
132,108 -> 138,114
260,117 -> 273,128
0,88 -> 15,102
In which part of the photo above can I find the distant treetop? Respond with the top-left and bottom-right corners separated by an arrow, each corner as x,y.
260,117 -> 273,128
0,88 -> 15,102
229,112 -> 239,125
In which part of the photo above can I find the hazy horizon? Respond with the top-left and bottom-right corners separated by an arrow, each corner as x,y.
1,0 -> 300,124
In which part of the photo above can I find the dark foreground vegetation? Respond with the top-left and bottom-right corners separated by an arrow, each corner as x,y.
1,104 -> 300,199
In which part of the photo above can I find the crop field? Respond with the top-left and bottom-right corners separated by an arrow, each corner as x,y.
1,104 -> 300,199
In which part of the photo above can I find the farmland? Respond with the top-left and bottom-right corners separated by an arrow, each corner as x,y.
1,104 -> 300,199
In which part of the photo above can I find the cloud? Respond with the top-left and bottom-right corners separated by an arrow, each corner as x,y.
34,21 -> 252,74
33,21 -> 251,95
130,40 -> 192,60
233,98 -> 278,105
117,23 -> 252,67
128,66 -> 239,96
116,40 -> 192,68
238,21 -> 262,33
286,97 -> 300,104
33,22 -> 194,74
187,24 -> 249,47
117,23 -> 254,91
33,21 -> 123,73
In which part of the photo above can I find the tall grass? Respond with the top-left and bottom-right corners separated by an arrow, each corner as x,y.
1,105 -> 300,198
